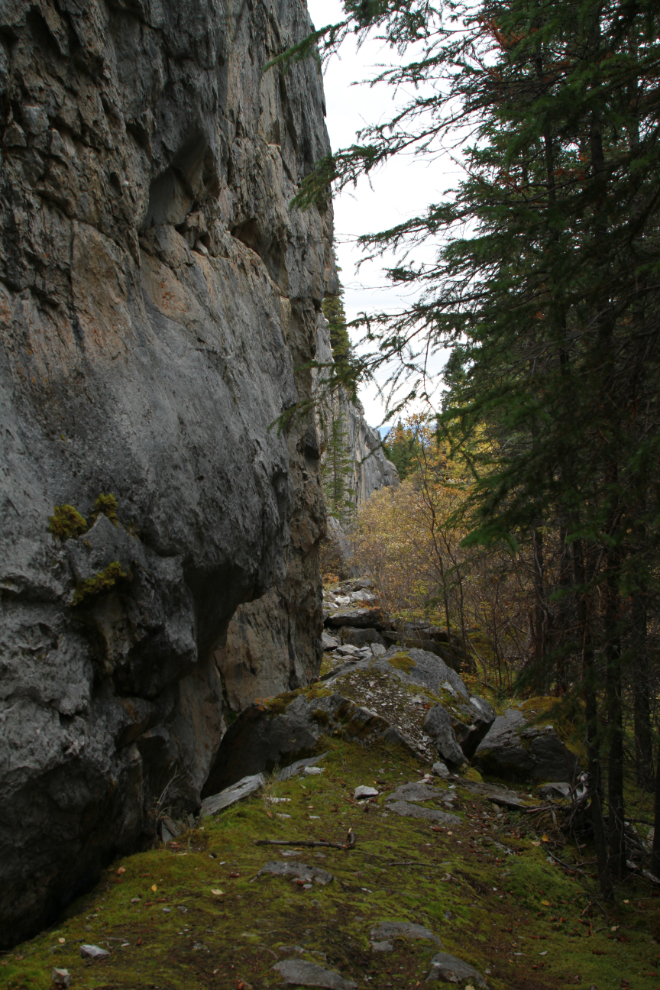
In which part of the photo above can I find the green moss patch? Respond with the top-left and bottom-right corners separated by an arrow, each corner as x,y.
91,493 -> 119,524
72,562 -> 131,606
387,653 -> 417,674
3,738 -> 659,990
49,504 -> 88,541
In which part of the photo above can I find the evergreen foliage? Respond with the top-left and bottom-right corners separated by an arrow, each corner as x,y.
322,287 -> 359,401
322,411 -> 357,522
383,419 -> 424,480
276,0 -> 660,895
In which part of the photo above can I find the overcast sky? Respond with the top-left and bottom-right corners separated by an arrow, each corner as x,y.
305,0 -> 462,427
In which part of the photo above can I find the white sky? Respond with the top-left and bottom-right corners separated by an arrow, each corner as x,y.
305,0 -> 463,427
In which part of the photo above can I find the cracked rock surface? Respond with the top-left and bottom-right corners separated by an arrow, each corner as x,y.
0,0 -> 334,947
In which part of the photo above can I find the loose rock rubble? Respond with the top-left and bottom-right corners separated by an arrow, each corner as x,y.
258,861 -> 333,886
370,921 -> 442,951
426,951 -> 488,986
272,959 -> 357,989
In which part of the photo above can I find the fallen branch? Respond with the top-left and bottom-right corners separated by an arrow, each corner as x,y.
388,861 -> 453,868
545,847 -> 593,876
625,861 -> 660,885
255,829 -> 355,851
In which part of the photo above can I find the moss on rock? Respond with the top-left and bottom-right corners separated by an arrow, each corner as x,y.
48,504 -> 88,541
72,561 -> 130,606
387,653 -> 417,674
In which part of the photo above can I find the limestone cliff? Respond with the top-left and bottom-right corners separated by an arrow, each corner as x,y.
0,0 -> 333,946
217,316 -> 398,713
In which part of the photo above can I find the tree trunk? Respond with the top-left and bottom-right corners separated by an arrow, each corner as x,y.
632,594 -> 654,791
604,549 -> 626,880
532,527 -> 546,675
573,535 -> 612,898
652,744 -> 660,879
554,523 -> 572,693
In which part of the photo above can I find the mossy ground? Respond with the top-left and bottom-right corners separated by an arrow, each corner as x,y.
2,738 -> 659,990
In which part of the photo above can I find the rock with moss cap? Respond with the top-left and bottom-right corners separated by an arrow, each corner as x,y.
474,709 -> 578,782
327,647 -> 495,765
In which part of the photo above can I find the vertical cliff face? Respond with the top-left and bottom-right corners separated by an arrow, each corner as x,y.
0,0 -> 333,947
216,316 -> 399,713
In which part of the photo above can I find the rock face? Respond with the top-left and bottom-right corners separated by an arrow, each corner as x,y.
202,689 -> 412,794
0,0 -> 334,947
474,709 -> 579,782
205,645 -> 495,791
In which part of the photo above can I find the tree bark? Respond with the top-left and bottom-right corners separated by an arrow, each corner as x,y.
573,534 -> 612,898
532,527 -> 546,675
632,596 -> 654,791
652,744 -> 660,879
604,546 -> 626,880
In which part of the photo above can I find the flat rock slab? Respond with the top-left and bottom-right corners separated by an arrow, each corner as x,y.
426,952 -> 487,986
200,773 -> 265,817
538,781 -> 571,800
386,783 -> 445,804
258,861 -> 333,885
273,959 -> 357,989
355,785 -> 379,799
325,607 -> 388,629
278,753 -> 329,781
458,780 -> 528,809
80,945 -> 110,959
387,800 -> 460,825
371,921 -> 442,946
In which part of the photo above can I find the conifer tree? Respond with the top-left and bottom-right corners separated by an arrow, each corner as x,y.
322,411 -> 357,523
273,0 -> 660,895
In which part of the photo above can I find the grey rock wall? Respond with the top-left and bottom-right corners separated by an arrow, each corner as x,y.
0,0 -> 333,947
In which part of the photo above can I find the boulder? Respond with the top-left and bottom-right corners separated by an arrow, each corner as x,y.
326,607 -> 389,629
382,622 -> 470,671
432,761 -> 450,779
474,710 -> 578,782
426,952 -> 487,986
538,782 -> 572,801
322,647 -> 494,764
202,692 -> 413,794
337,627 -> 386,648
423,706 -> 467,767
322,631 -> 340,652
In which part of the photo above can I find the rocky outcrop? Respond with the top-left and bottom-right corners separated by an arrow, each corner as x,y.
205,646 -> 495,790
474,709 -> 579,782
202,689 -> 413,794
0,0 -> 334,947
